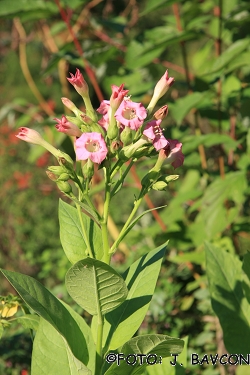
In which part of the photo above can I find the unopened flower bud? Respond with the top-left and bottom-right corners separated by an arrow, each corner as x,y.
47,166 -> 66,176
61,97 -> 82,117
46,171 -> 58,181
120,126 -> 135,146
16,127 -> 61,158
56,180 -> 72,194
147,70 -> 174,114
57,173 -> 71,181
57,152 -> 74,170
67,69 -> 89,98
110,140 -> 122,154
107,121 -> 119,140
152,181 -> 168,191
165,175 -> 179,183
82,159 -> 94,179
153,105 -> 169,120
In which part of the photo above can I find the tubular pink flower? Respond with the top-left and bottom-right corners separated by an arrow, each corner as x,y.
143,120 -> 169,151
110,84 -> 129,112
67,68 -> 89,97
98,114 -> 109,131
115,99 -> 147,130
147,70 -> 174,114
160,139 -> 184,169
97,100 -> 110,115
54,115 -> 82,137
16,127 -> 60,158
75,132 -> 108,164
16,127 -> 45,145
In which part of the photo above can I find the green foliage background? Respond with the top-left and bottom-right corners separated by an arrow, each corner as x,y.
0,0 -> 250,374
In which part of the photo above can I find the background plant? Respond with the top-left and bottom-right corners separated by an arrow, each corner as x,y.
0,0 -> 250,374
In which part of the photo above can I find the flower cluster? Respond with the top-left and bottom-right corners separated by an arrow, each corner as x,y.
16,69 -> 184,194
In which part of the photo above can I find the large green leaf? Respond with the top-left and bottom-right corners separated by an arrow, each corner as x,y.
32,318 -> 91,375
205,242 -> 250,355
195,171 -> 247,240
65,258 -> 128,315
146,336 -> 188,375
169,92 -> 213,125
104,334 -> 184,375
59,199 -> 103,263
206,38 -> 250,74
92,244 -> 167,351
0,0 -> 58,17
0,269 -> 91,365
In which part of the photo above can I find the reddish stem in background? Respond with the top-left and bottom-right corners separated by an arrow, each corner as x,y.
54,0 -> 104,102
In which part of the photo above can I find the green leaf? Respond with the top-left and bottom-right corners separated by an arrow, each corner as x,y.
169,92 -> 212,125
32,318 -> 91,375
206,38 -> 250,74
182,133 -> 239,154
16,314 -> 40,331
105,334 -> 184,375
205,242 -> 250,356
197,171 -> 247,239
125,41 -> 165,69
59,199 -> 103,263
92,244 -> 167,351
146,336 -> 188,375
140,0 -> 183,16
0,0 -> 58,17
65,258 -> 128,315
0,269 -> 91,365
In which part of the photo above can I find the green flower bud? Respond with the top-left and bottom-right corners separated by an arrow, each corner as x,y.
57,151 -> 74,170
57,173 -> 71,181
165,175 -> 179,183
152,181 -> 168,191
82,159 -> 94,179
56,180 -> 72,194
120,127 -> 135,146
47,166 -> 66,176
107,122 -> 119,140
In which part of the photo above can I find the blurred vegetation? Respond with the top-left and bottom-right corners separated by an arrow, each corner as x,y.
0,0 -> 250,374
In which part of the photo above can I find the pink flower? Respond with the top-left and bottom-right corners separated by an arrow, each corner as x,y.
98,114 -> 109,131
16,127 -> 45,145
110,84 -> 129,112
143,120 -> 169,151
97,100 -> 110,115
67,68 -> 89,97
160,139 -> 184,169
16,127 -> 60,158
75,132 -> 108,164
115,99 -> 147,130
147,70 -> 174,114
154,70 -> 174,99
54,115 -> 82,137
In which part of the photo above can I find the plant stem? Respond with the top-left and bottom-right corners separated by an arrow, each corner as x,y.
109,196 -> 143,254
101,166 -> 111,264
95,314 -> 104,375
76,203 -> 94,258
